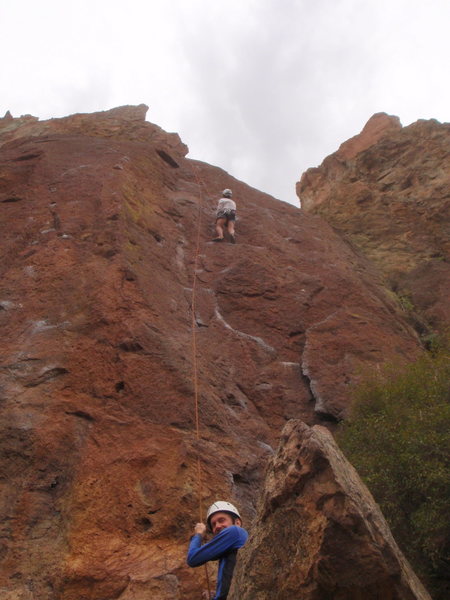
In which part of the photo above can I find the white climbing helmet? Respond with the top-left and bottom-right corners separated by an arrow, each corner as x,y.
222,189 -> 233,198
207,501 -> 241,528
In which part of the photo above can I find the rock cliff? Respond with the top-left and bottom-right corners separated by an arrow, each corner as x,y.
298,113 -> 450,331
0,106 -> 425,599
230,420 -> 432,600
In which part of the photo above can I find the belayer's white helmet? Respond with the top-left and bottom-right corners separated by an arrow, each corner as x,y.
222,189 -> 233,198
206,501 -> 241,528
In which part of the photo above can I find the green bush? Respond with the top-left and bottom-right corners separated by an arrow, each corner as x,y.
338,344 -> 450,599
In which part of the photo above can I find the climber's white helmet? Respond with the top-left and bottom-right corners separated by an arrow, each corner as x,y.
222,189 -> 233,198
206,501 -> 241,528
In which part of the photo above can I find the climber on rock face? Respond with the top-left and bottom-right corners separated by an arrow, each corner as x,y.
212,189 -> 237,244
187,500 -> 248,600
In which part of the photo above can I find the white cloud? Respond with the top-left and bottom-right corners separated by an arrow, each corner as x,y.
1,0 -> 450,205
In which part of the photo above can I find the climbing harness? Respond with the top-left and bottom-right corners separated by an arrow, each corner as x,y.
190,163 -> 213,599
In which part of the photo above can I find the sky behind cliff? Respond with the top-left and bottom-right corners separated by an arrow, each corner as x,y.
1,0 -> 450,206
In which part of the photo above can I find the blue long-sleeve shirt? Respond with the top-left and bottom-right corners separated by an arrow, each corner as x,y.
187,525 -> 248,600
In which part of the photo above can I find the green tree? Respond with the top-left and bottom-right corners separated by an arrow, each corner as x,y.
338,345 -> 450,599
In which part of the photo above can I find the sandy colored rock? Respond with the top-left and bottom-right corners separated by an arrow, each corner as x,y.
230,420 -> 431,600
298,114 -> 450,330
0,106 -> 422,599
337,112 -> 402,161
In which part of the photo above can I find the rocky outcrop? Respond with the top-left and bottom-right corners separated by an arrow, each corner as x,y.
298,114 -> 450,330
230,420 -> 431,600
0,107 -> 423,599
0,104 -> 188,159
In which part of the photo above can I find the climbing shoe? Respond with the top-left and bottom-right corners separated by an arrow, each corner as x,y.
212,237 -> 224,242
229,234 -> 236,244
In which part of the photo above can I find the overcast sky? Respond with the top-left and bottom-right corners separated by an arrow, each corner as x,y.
2,0 -> 450,206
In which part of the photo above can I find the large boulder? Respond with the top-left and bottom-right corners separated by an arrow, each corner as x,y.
231,420 -> 431,600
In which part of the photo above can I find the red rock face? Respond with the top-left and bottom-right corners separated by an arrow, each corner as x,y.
0,107 -> 421,599
298,114 -> 450,331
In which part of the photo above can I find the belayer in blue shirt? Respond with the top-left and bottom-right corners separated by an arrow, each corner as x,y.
187,500 -> 248,600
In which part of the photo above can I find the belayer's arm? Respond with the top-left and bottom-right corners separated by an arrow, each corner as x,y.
187,526 -> 248,567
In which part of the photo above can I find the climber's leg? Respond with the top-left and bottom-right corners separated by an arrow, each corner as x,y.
226,212 -> 236,243
213,217 -> 226,241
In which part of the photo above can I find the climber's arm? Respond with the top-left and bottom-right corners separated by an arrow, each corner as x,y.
187,526 -> 247,567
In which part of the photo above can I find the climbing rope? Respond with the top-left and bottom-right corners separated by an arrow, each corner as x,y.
190,163 -> 213,599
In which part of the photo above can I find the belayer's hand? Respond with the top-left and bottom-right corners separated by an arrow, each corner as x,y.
194,522 -> 206,537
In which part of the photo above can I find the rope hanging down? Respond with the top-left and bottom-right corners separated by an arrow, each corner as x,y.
190,164 -> 212,599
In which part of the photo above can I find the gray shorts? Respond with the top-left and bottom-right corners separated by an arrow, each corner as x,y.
216,209 -> 236,222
